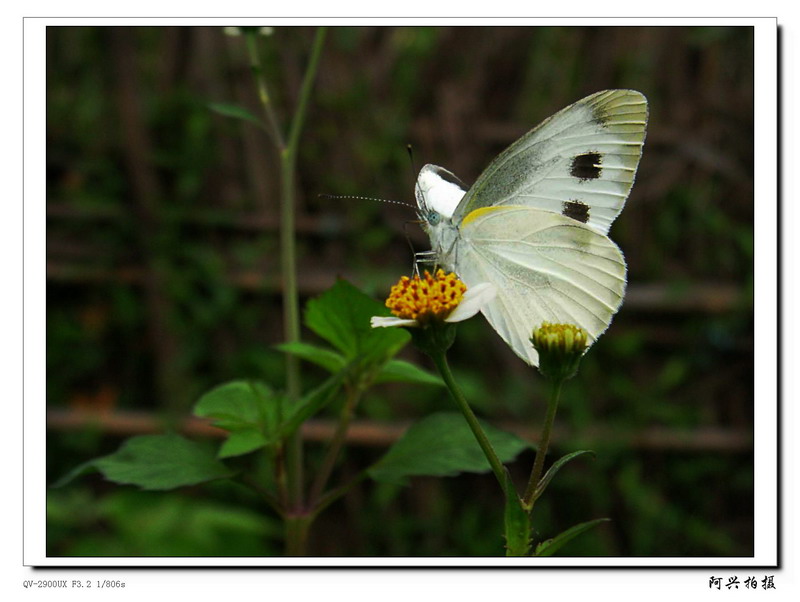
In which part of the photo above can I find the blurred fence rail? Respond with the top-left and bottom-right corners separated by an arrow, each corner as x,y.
47,408 -> 752,453
47,201 -> 749,312
45,259 -> 747,314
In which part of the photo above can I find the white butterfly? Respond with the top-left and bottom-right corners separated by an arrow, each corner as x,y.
415,89 -> 648,366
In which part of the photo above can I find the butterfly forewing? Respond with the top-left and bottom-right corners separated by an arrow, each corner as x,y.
453,90 -> 648,235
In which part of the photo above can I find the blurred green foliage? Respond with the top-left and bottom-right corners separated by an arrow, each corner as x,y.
47,25 -> 754,557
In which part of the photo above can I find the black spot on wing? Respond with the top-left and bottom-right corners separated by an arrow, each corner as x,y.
592,104 -> 611,127
562,200 -> 590,223
429,166 -> 468,191
570,152 -> 602,180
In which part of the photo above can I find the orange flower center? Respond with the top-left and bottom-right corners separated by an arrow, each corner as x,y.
385,270 -> 467,324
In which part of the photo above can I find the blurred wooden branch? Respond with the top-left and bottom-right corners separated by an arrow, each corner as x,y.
47,408 -> 752,453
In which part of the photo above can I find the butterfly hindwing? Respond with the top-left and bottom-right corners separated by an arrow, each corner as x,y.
455,206 -> 627,365
452,90 -> 648,235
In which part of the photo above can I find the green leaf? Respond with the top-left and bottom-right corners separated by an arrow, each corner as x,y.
218,429 -> 269,459
51,460 -> 100,488
76,434 -> 233,491
374,359 -> 443,386
532,450 -> 596,503
276,341 -> 346,373
194,380 -> 282,456
534,518 -> 610,557
194,380 -> 279,429
207,102 -> 264,127
503,469 -> 531,556
279,373 -> 344,437
368,412 -> 530,485
304,279 -> 409,363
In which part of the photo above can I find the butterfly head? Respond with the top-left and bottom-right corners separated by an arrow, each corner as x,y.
415,164 -> 468,230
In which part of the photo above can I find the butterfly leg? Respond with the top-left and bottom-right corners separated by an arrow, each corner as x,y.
413,250 -> 438,276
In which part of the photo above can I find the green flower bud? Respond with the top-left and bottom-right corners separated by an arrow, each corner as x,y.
531,322 -> 589,381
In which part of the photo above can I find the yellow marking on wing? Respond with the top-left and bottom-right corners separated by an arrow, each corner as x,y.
460,205 -> 527,228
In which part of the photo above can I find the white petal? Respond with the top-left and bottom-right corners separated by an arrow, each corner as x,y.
370,316 -> 418,328
445,282 -> 497,323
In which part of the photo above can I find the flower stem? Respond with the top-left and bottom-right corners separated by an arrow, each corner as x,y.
430,351 -> 507,491
523,377 -> 563,508
309,385 -> 361,505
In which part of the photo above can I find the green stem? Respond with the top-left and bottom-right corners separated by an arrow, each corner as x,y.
240,26 -> 327,556
280,26 -> 327,513
285,514 -> 313,556
244,32 -> 285,150
286,27 -> 327,160
430,351 -> 506,490
308,384 -> 361,505
523,378 -> 563,508
238,474 -> 285,519
312,468 -> 370,519
281,150 -> 303,509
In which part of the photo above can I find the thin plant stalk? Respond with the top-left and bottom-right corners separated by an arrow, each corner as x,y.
523,378 -> 563,508
309,385 -> 362,505
430,350 -> 507,490
279,26 -> 327,515
245,27 -> 327,555
312,469 -> 370,519
244,32 -> 285,150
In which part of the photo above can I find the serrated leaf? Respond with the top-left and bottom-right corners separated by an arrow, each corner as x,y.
374,359 -> 443,386
86,434 -> 233,491
207,102 -> 264,127
532,450 -> 596,503
368,412 -> 530,485
276,342 -> 346,373
304,279 -> 409,363
534,518 -> 610,557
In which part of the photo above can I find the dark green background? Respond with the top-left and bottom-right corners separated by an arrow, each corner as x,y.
46,26 -> 754,557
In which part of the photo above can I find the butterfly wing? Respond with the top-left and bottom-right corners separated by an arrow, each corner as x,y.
452,90 -> 648,235
454,206 -> 626,366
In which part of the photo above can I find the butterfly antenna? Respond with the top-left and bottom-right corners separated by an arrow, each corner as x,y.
407,144 -> 419,183
318,193 -> 416,211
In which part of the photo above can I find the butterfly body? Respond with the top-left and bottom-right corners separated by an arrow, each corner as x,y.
415,90 -> 648,366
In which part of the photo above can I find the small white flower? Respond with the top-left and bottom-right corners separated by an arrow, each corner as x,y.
443,282 -> 496,323
370,316 -> 419,328
371,271 -> 496,329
